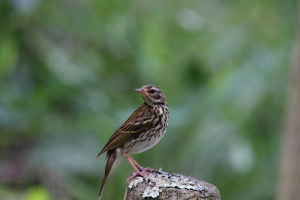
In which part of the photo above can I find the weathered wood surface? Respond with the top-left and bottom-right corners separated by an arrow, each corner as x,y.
124,169 -> 221,200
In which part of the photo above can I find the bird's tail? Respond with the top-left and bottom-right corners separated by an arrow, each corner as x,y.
99,148 -> 124,199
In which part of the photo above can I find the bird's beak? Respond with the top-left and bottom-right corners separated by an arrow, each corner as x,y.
134,88 -> 146,94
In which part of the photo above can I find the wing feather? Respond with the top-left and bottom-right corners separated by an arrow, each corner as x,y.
97,103 -> 154,157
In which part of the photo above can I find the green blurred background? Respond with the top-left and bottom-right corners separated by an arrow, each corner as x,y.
0,0 -> 298,199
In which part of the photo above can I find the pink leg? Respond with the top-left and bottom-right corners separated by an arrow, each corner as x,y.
124,154 -> 154,180
124,154 -> 140,173
126,154 -> 153,172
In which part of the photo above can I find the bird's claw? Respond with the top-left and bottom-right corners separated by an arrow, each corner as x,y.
127,167 -> 155,181
138,166 -> 153,173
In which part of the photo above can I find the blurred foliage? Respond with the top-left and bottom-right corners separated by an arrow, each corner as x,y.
0,0 -> 298,199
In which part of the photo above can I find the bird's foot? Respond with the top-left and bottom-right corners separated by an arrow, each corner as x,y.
127,172 -> 150,181
127,168 -> 155,181
137,166 -> 153,173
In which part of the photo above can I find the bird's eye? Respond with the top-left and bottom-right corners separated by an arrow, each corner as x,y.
149,89 -> 155,94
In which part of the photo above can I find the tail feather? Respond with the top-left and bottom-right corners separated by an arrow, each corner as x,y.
98,173 -> 108,199
98,148 -> 124,199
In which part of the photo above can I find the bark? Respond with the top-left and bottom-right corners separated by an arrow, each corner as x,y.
124,169 -> 221,200
277,4 -> 300,199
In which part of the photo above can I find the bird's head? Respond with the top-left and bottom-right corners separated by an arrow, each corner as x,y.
135,85 -> 167,105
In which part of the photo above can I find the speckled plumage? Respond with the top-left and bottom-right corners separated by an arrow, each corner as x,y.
97,85 -> 169,199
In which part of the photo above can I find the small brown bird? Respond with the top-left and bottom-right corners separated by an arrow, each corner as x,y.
97,84 -> 169,199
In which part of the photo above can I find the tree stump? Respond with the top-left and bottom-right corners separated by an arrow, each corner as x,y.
124,169 -> 221,200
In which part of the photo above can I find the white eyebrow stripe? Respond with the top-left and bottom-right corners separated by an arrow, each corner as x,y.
150,87 -> 159,91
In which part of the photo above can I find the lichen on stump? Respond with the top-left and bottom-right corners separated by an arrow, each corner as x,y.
124,169 -> 221,200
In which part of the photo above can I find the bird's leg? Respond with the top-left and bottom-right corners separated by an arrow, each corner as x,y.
126,154 -> 153,173
124,154 -> 140,173
124,154 -> 154,180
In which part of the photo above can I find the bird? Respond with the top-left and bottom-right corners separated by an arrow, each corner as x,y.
97,84 -> 169,199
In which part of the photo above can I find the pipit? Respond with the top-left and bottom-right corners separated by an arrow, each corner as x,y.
97,84 -> 169,198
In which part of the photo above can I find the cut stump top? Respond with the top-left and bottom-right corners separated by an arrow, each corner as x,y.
124,169 -> 221,200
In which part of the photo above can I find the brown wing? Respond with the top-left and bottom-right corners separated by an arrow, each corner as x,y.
97,103 -> 155,157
